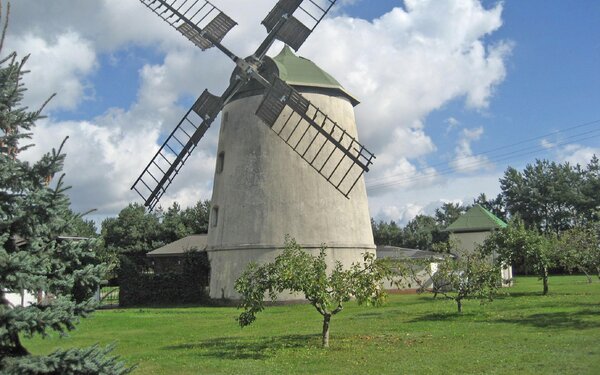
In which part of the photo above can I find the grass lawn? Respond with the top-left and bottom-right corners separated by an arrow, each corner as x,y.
25,276 -> 600,374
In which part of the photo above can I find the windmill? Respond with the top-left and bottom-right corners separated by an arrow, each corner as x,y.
132,0 -> 377,299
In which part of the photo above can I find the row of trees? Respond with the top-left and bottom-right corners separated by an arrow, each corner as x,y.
236,216 -> 600,348
482,220 -> 600,293
372,157 -> 600,272
60,200 -> 211,276
411,218 -> 600,311
100,200 -> 210,255
502,158 -> 599,234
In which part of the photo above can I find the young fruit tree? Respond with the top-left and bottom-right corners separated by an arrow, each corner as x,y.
235,237 -> 391,348
0,3 -> 130,373
481,219 -> 558,295
558,224 -> 600,283
409,251 -> 501,313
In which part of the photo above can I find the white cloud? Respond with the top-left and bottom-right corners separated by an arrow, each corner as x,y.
540,138 -> 556,149
366,160 -> 440,196
20,119 -> 157,213
445,117 -> 460,133
8,0 -> 512,219
450,126 -> 493,173
20,116 -> 217,216
376,203 -> 424,225
297,0 -> 511,181
422,198 -> 465,216
5,32 -> 97,111
556,144 -> 600,167
369,172 -> 502,225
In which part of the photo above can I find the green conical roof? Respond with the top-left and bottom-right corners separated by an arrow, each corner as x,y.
269,46 -> 359,106
445,204 -> 507,233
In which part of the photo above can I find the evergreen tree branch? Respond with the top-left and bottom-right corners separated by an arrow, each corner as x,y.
0,1 -> 9,57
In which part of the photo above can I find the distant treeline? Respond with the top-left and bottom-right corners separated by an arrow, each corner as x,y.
372,156 -> 600,251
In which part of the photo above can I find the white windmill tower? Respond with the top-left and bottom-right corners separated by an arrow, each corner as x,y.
132,0 -> 376,300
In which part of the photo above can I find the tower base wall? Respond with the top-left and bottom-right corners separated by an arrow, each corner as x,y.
208,244 -> 375,300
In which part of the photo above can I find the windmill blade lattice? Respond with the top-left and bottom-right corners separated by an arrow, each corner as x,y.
262,0 -> 336,51
256,77 -> 375,197
139,0 -> 237,51
131,90 -> 223,210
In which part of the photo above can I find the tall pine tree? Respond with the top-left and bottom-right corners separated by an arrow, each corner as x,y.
0,2 -> 130,373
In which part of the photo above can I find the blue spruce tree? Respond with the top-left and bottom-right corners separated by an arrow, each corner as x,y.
0,2 -> 131,373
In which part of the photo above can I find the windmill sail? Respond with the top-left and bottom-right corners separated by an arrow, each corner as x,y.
139,0 -> 237,51
131,90 -> 223,210
261,0 -> 337,51
255,77 -> 375,197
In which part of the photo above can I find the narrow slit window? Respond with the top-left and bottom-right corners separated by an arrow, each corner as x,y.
211,206 -> 219,227
217,151 -> 225,173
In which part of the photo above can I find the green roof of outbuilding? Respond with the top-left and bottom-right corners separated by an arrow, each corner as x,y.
269,46 -> 359,106
146,234 -> 207,257
445,204 -> 507,233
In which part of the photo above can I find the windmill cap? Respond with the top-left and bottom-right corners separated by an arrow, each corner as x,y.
267,45 -> 360,106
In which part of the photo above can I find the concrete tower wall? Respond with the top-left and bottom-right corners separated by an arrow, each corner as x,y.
207,91 -> 375,300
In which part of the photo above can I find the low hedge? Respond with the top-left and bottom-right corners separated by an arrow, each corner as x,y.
118,251 -> 210,307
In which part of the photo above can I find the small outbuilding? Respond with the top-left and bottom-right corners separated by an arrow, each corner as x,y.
116,235 -> 211,307
445,204 -> 512,285
377,245 -> 451,291
147,234 -> 209,274
377,245 -> 448,261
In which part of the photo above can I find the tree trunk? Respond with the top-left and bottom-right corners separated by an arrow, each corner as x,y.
456,299 -> 462,313
322,314 -> 331,348
542,267 -> 549,295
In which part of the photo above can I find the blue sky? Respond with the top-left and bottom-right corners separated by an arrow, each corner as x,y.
8,0 -> 600,225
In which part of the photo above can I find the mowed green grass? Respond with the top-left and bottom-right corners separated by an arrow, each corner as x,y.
25,276 -> 600,374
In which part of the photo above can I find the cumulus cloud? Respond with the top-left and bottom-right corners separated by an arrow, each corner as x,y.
297,0 -> 511,183
445,117 -> 460,133
540,138 -> 556,149
376,203 -> 424,225
450,126 -> 493,173
366,159 -> 440,196
5,32 -> 97,111
20,116 -> 217,216
7,0 -> 512,220
538,135 -> 598,167
369,172 -> 502,225
421,199 -> 465,216
555,144 -> 600,167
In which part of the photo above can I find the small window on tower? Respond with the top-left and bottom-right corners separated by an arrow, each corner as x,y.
211,206 -> 219,227
217,152 -> 225,173
223,111 -> 229,124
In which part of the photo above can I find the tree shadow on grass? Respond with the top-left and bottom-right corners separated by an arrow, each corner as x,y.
495,291 -> 543,298
351,312 -> 381,319
162,334 -> 318,360
407,308 -> 600,329
492,292 -> 600,312
407,311 -> 478,323
350,307 -> 411,320
492,309 -> 600,330
498,290 -> 595,298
